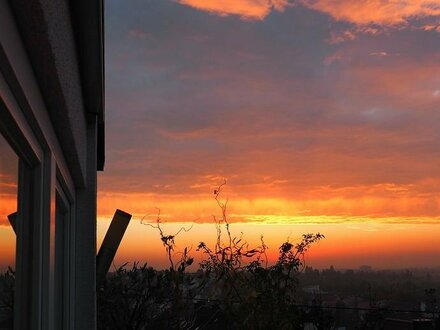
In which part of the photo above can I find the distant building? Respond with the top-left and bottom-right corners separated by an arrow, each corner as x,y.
0,1 -> 104,329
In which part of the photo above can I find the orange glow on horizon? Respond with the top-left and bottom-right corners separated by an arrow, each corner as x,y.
98,182 -> 440,223
97,177 -> 440,269
98,219 -> 440,270
0,194 -> 17,227
0,226 -> 15,271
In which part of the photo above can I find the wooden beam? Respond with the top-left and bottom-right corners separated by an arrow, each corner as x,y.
7,212 -> 17,235
96,209 -> 131,287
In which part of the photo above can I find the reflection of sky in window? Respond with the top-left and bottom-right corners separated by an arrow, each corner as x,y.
0,133 -> 17,271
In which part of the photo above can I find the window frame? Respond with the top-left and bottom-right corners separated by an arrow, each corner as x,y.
54,176 -> 76,330
0,2 -> 78,329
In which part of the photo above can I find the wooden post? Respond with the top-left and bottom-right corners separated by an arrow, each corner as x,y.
96,209 -> 131,287
7,212 -> 17,235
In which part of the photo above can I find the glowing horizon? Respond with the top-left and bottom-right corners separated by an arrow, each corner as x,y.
97,218 -> 440,270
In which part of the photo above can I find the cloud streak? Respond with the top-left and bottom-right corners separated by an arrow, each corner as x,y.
176,0 -> 291,20
177,0 -> 440,27
300,0 -> 440,26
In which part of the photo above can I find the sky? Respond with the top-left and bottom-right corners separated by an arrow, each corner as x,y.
2,0 -> 440,270
102,0 -> 440,218
97,0 -> 440,269
0,134 -> 17,271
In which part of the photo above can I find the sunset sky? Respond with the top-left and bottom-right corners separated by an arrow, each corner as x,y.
95,0 -> 440,269
2,0 -> 440,270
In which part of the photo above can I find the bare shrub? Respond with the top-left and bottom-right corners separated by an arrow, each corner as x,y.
98,183 -> 324,329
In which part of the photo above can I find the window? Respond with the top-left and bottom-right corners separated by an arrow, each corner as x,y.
0,133 -> 18,329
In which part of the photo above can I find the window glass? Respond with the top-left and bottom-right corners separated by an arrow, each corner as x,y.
0,133 -> 17,329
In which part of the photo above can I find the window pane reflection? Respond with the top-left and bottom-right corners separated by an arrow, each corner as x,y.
0,133 -> 17,329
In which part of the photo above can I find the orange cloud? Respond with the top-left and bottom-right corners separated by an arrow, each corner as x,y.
98,179 -> 440,224
176,0 -> 291,20
176,0 -> 440,25
300,0 -> 440,26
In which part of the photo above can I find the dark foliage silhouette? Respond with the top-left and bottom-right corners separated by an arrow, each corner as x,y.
0,268 -> 14,329
98,183 -> 324,329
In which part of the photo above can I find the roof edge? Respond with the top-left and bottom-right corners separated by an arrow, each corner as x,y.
70,0 -> 105,170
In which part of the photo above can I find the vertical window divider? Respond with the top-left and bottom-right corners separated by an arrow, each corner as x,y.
41,152 -> 56,330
